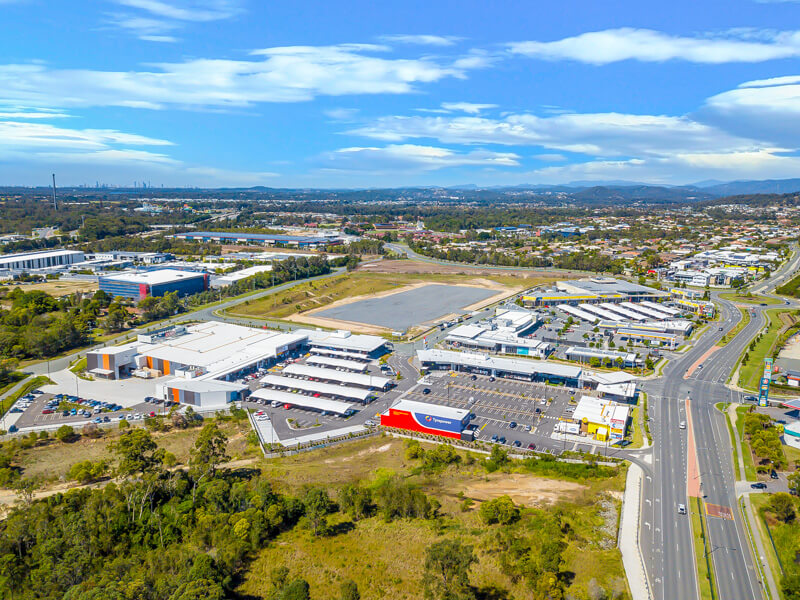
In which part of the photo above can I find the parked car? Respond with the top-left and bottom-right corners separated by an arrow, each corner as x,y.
677,504 -> 687,515
490,434 -> 499,443
364,419 -> 376,427
512,440 -> 521,448
509,421 -> 517,429
41,409 -> 53,414
750,482 -> 767,490
770,469 -> 779,479
527,442 -> 536,450
422,388 -> 431,395
498,436 -> 506,444
8,425 -> 18,433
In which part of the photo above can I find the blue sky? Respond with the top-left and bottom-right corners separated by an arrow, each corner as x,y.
1,0 -> 800,188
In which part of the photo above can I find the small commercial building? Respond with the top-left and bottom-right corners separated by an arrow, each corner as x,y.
380,399 -> 473,440
565,346 -> 640,368
99,269 -> 209,300
157,379 -> 248,409
299,329 -> 390,360
418,348 -> 582,386
571,395 -> 630,441
784,421 -> 800,450
445,324 -> 551,358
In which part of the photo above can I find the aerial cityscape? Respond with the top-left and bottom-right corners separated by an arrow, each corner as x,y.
2,1 -> 800,600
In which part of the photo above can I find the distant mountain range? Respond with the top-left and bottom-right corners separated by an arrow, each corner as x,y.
5,177 -> 800,207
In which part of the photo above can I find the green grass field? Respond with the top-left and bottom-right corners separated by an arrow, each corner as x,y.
717,403 -> 742,479
720,306 -> 751,347
225,271 -> 525,320
738,309 -> 797,391
750,494 -> 788,600
719,293 -> 783,305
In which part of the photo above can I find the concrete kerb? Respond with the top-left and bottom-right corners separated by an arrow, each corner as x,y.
619,462 -> 653,600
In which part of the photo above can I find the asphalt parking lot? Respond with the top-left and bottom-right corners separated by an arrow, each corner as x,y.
241,351 -> 418,442
409,371 -> 606,454
7,391 -> 158,431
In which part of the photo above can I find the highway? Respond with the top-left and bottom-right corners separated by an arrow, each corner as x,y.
640,245 -> 800,600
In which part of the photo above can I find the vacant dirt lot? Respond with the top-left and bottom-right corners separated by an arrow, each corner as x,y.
3,279 -> 98,297
463,473 -> 587,506
358,259 -> 584,282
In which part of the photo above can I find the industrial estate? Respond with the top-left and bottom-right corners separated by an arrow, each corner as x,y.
3,187 -> 800,600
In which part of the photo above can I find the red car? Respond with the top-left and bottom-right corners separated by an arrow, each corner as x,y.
41,409 -> 53,414
283,403 -> 292,409
149,411 -> 156,417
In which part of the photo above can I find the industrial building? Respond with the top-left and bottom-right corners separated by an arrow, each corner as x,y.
173,231 -> 344,248
0,249 -> 85,272
522,277 -> 668,308
211,264 -> 273,287
418,348 -> 583,386
280,363 -> 392,390
99,269 -> 209,300
380,399 -> 473,440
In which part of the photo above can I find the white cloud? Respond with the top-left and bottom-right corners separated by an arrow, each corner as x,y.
107,0 -> 241,41
440,102 -> 497,114
0,120 -> 173,153
323,144 -> 520,172
379,34 -> 461,46
324,108 -> 360,121
699,75 -> 800,146
112,0 -> 241,22
533,153 -> 567,162
524,150 -> 800,185
347,112 -> 759,157
0,45 -> 474,109
508,27 -> 800,64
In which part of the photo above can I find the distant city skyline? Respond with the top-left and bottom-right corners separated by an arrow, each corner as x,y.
2,0 -> 800,187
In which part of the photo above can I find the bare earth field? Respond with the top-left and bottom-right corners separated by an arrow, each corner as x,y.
359,258 -> 584,282
463,472 -> 588,506
2,279 -> 98,297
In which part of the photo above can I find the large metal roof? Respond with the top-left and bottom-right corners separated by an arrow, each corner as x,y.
260,374 -> 372,401
250,388 -> 356,415
306,355 -> 368,372
282,364 -> 391,389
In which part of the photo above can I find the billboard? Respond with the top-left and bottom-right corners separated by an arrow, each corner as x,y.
759,357 -> 773,407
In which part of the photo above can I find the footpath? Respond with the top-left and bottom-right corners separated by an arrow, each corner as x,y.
619,462 -> 652,600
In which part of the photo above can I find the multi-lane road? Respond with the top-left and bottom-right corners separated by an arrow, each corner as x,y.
640,246 -> 800,600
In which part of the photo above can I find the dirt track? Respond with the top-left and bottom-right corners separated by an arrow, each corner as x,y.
358,259 -> 582,280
